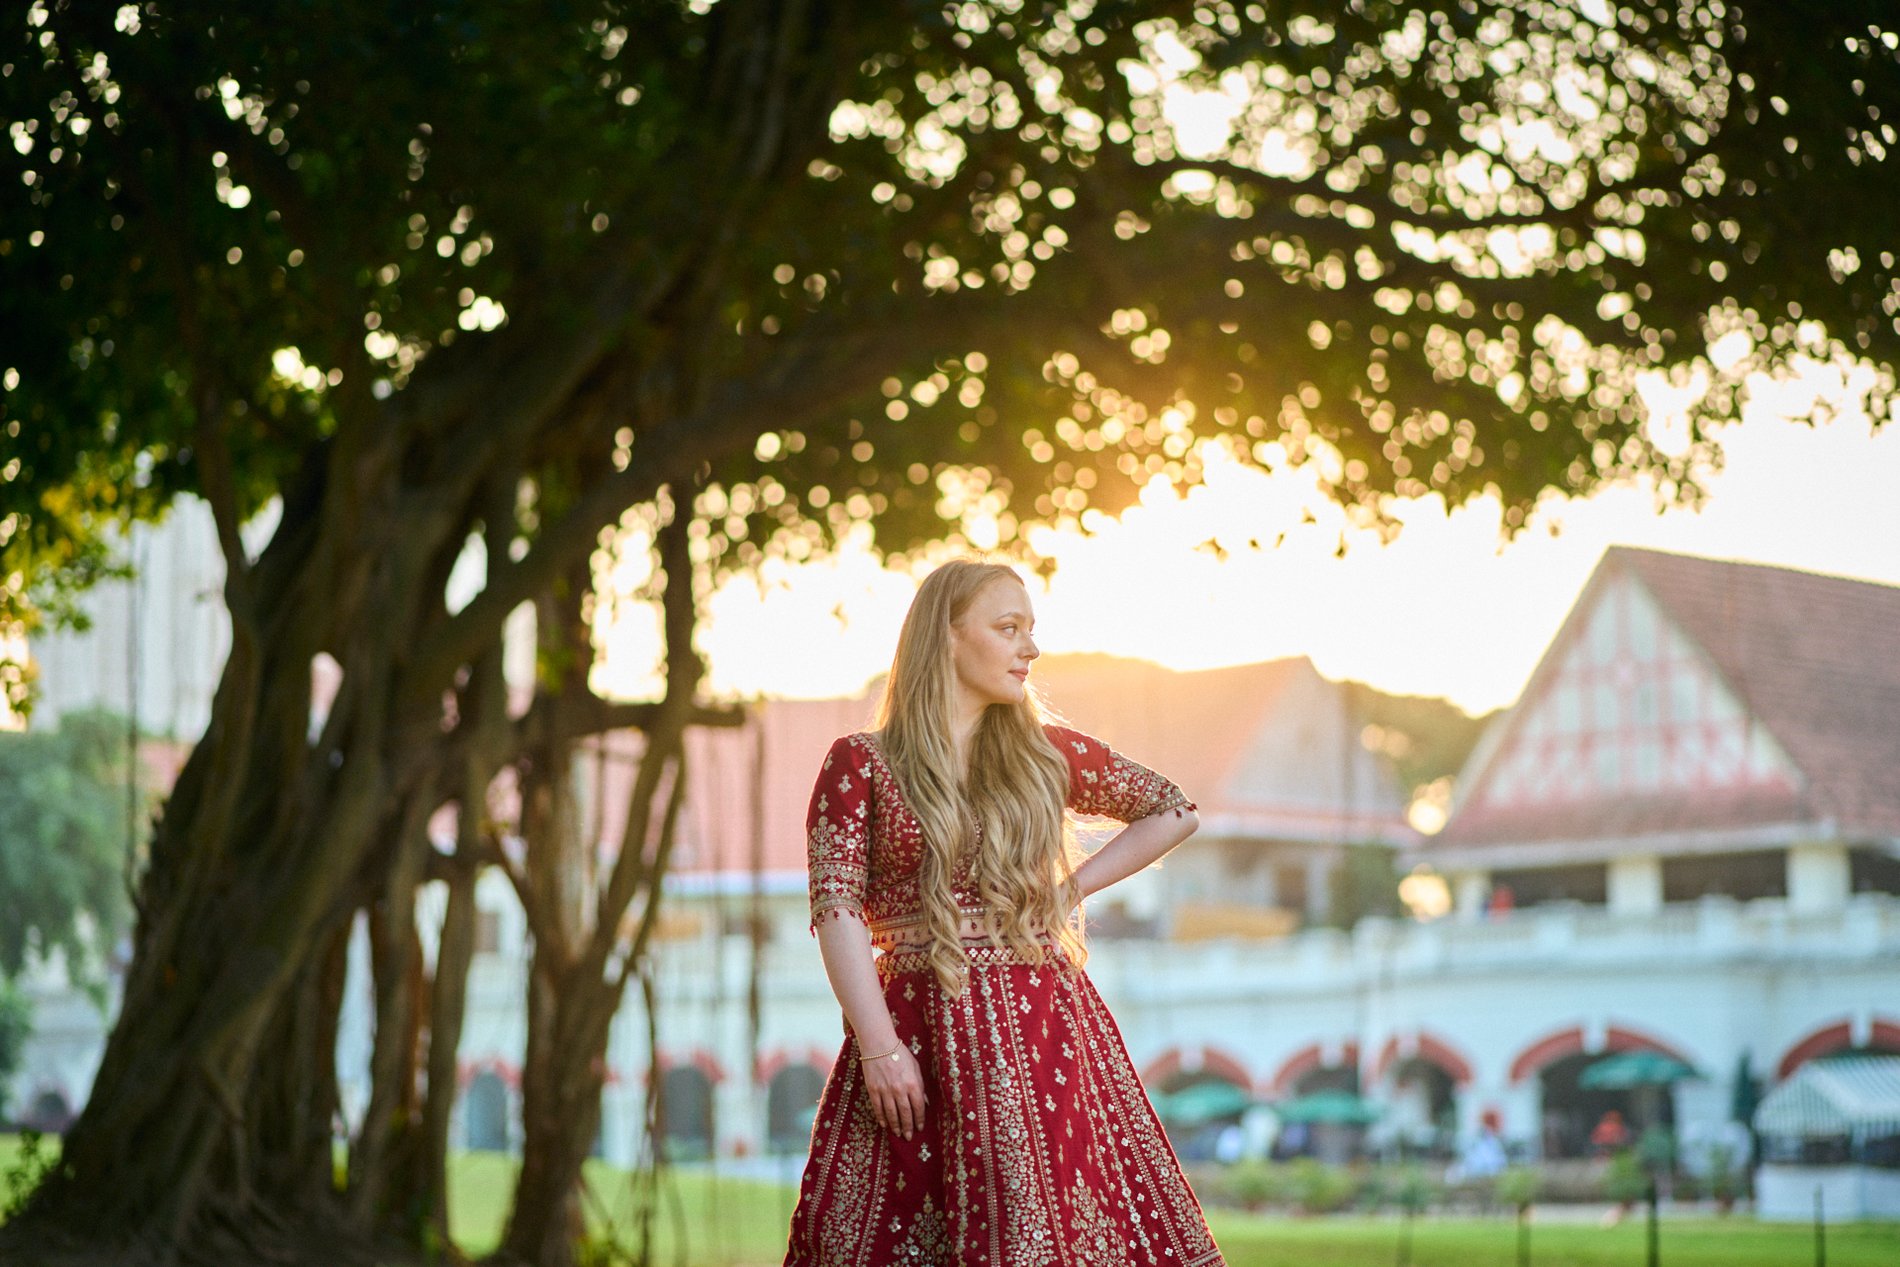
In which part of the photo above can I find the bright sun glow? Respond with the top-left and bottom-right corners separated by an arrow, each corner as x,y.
593,362 -> 1900,717
587,36 -> 1900,717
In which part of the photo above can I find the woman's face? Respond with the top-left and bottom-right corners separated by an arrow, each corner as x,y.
948,576 -> 1040,711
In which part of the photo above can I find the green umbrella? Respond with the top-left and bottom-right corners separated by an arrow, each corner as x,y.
1276,1088 -> 1383,1125
1579,1050 -> 1700,1090
1153,1081 -> 1254,1125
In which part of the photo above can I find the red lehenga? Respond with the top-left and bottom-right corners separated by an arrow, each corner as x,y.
783,726 -> 1227,1267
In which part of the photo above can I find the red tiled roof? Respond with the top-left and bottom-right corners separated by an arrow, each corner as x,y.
630,652 -> 1411,878
1615,547 -> 1900,837
1021,652 -> 1308,803
1436,547 -> 1900,854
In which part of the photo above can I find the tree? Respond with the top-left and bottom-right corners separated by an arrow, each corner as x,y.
2,1 -> 1892,1261
0,709 -> 141,988
0,979 -> 29,1124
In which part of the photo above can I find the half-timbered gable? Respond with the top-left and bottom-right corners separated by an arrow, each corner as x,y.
1430,547 -> 1900,913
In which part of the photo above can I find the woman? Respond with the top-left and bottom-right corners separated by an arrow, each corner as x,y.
783,559 -> 1226,1267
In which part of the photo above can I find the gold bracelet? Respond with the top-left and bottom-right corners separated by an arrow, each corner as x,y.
858,1041 -> 903,1063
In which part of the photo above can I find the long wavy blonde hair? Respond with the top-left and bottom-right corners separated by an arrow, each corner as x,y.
873,560 -> 1087,997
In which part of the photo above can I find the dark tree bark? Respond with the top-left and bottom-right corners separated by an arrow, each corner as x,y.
418,841 -> 482,1238
346,789 -> 436,1233
247,918 -> 354,1214
497,512 -> 703,1267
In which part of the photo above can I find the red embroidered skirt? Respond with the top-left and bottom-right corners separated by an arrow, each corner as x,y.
782,946 -> 1227,1267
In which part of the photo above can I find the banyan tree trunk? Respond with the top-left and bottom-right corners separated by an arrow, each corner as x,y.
497,520 -> 700,1267
6,446 -> 502,1259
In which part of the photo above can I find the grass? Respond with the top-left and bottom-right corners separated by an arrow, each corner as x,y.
446,1151 -> 805,1262
0,1131 -> 60,1219
7,1137 -> 1899,1266
1204,1210 -> 1900,1267
454,1155 -> 1900,1267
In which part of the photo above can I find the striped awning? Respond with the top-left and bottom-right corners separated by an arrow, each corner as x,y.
1754,1057 -> 1900,1139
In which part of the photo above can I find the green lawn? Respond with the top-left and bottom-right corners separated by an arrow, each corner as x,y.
7,1137 -> 1899,1266
450,1155 -> 1899,1267
1204,1211 -> 1900,1267
447,1151 -> 805,1262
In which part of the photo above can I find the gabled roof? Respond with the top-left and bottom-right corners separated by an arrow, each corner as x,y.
1024,652 -> 1309,807
626,652 -> 1414,879
1616,548 -> 1900,838
1028,654 -> 1414,844
1434,547 -> 1900,859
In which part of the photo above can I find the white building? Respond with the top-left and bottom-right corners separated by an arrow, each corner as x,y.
535,548 -> 1900,1168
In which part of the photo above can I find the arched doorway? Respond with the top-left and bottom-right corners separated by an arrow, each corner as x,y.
1292,1063 -> 1359,1095
1155,1068 -> 1253,1164
1538,1052 -> 1672,1160
463,1071 -> 511,1152
22,1087 -> 74,1134
1386,1057 -> 1459,1159
661,1065 -> 714,1160
766,1065 -> 826,1154
1277,1056 -> 1365,1165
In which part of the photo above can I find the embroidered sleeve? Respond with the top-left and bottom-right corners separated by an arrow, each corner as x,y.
807,735 -> 873,934
1047,725 -> 1196,823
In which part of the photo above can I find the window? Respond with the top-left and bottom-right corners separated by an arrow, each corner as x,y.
1632,737 -> 1662,789
1668,670 -> 1699,724
1591,681 -> 1620,732
1627,589 -> 1660,658
1555,684 -> 1583,734
1591,741 -> 1620,790
1632,683 -> 1660,727
1588,603 -> 1618,664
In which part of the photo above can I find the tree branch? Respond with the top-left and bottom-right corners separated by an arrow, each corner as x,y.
404,289 -> 1006,691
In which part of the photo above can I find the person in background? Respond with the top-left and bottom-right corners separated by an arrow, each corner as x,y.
1591,1108 -> 1632,1154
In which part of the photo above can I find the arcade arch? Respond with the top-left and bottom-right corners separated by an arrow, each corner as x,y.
1775,1017 -> 1900,1080
21,1086 -> 75,1134
1370,1033 -> 1474,1157
766,1064 -> 827,1154
660,1064 -> 716,1159
463,1070 -> 511,1152
1509,1024 -> 1697,1160
1141,1045 -> 1253,1095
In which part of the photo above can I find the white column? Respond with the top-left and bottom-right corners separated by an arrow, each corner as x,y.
1501,1080 -> 1543,1158
1607,854 -> 1664,916
1452,870 -> 1492,922
715,1074 -> 764,1159
1787,843 -> 1850,913
1307,851 -> 1334,923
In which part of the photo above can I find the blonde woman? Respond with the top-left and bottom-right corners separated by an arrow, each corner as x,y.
782,559 -> 1226,1266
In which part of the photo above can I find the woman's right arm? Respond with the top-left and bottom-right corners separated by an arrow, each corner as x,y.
806,737 -> 927,1139
813,912 -> 926,1139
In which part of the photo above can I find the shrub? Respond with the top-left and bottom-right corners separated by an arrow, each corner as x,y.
1706,1143 -> 1740,1206
1221,1159 -> 1286,1211
3,1130 -> 59,1220
1392,1163 -> 1435,1214
1605,1149 -> 1650,1205
1496,1165 -> 1541,1211
1290,1158 -> 1356,1214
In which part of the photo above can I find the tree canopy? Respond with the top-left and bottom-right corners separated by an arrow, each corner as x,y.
4,0 -> 1893,645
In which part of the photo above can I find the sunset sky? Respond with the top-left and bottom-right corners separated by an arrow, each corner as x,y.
594,367 -> 1899,718
586,39 -> 1900,721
